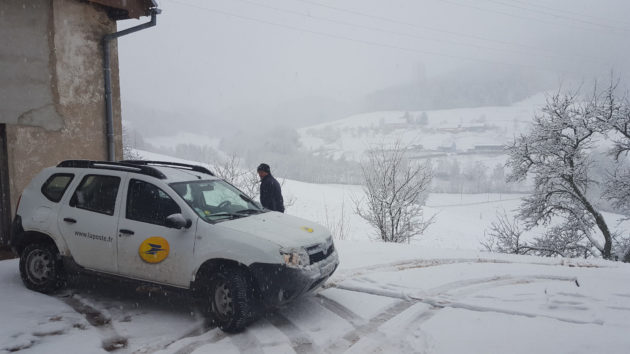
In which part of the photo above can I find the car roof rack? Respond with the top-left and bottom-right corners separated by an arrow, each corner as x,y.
57,160 -> 167,179
121,160 -> 215,176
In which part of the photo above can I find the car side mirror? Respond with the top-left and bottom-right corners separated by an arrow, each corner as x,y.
166,213 -> 192,229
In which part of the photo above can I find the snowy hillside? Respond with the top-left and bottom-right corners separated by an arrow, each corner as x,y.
298,93 -> 547,164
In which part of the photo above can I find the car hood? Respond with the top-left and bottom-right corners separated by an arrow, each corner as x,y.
215,212 -> 331,248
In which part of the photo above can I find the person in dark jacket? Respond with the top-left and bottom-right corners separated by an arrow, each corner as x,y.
257,163 -> 285,213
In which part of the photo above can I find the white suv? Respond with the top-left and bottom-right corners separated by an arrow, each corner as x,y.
10,160 -> 338,332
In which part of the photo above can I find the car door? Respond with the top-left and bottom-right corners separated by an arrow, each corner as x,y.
58,171 -> 126,273
116,176 -> 196,287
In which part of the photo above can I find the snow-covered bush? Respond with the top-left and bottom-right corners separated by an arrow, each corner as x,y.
213,154 -> 260,199
354,142 -> 433,243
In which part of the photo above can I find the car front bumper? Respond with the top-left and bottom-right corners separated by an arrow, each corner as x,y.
249,250 -> 339,308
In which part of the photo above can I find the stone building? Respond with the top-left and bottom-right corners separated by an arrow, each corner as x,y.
0,0 -> 158,249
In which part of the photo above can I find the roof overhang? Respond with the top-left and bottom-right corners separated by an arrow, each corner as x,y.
87,0 -> 158,20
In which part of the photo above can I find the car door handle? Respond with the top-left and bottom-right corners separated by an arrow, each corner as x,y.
63,217 -> 77,223
119,229 -> 135,235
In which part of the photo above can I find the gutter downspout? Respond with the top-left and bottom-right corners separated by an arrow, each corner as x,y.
103,8 -> 161,162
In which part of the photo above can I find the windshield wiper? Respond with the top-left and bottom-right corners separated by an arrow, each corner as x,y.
209,212 -> 247,220
239,194 -> 256,204
234,208 -> 263,215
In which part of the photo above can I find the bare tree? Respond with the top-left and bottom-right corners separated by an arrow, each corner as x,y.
213,154 -> 242,184
213,154 -> 260,199
323,199 -> 348,241
613,233 -> 630,263
354,142 -> 433,243
241,170 -> 262,202
604,169 -> 630,217
483,210 -> 595,258
591,80 -> 630,261
593,80 -> 630,159
213,155 -> 296,211
506,90 -> 614,259
593,81 -> 630,217
531,222 -> 597,258
482,210 -> 525,254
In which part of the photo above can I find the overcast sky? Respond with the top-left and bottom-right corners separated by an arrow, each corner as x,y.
117,0 -> 630,132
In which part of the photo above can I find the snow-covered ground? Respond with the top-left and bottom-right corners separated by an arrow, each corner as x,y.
3,173 -> 630,353
3,242 -> 630,354
284,179 -> 628,251
4,149 -> 630,353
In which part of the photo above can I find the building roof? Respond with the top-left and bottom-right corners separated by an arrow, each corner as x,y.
88,0 -> 158,20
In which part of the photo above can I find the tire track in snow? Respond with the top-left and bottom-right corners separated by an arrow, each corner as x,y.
425,274 -> 577,296
146,320 -> 216,354
161,273 -> 588,353
230,330 -> 265,354
170,330 -> 227,354
424,275 -> 580,303
330,274 -> 599,329
264,312 -> 317,354
331,272 -> 578,301
329,283 -> 411,301
321,300 -> 415,353
325,259 -> 508,287
60,259 -> 595,353
325,257 -> 605,289
365,302 -> 439,354
411,297 -> 605,325
58,293 -> 128,352
314,294 -> 364,327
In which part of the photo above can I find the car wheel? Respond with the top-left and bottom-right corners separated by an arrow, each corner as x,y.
19,243 -> 65,293
208,268 -> 255,332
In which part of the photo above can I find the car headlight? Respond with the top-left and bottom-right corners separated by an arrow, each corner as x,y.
280,247 -> 310,268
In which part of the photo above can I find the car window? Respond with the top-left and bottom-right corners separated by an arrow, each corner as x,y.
170,180 -> 263,223
41,173 -> 74,202
70,175 -> 120,215
126,179 -> 181,226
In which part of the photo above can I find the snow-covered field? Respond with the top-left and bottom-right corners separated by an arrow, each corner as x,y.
297,94 -> 547,162
3,174 -> 630,353
3,242 -> 630,354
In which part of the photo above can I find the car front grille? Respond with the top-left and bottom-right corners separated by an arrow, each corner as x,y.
307,243 -> 335,265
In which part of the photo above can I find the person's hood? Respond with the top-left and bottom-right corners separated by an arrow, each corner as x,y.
215,212 -> 330,249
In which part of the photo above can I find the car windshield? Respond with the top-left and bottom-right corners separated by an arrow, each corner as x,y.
170,180 -> 265,223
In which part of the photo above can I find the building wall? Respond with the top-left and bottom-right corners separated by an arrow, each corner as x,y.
1,0 -> 123,213
0,1 -> 64,129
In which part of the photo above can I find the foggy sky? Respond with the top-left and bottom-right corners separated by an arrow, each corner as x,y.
117,0 -> 630,136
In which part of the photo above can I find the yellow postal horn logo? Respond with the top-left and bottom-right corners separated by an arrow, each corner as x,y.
301,226 -> 314,233
139,237 -> 170,264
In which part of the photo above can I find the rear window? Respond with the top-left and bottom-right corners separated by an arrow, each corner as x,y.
41,173 -> 74,202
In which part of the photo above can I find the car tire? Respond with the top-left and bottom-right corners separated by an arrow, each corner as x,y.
207,267 -> 256,332
19,243 -> 65,293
